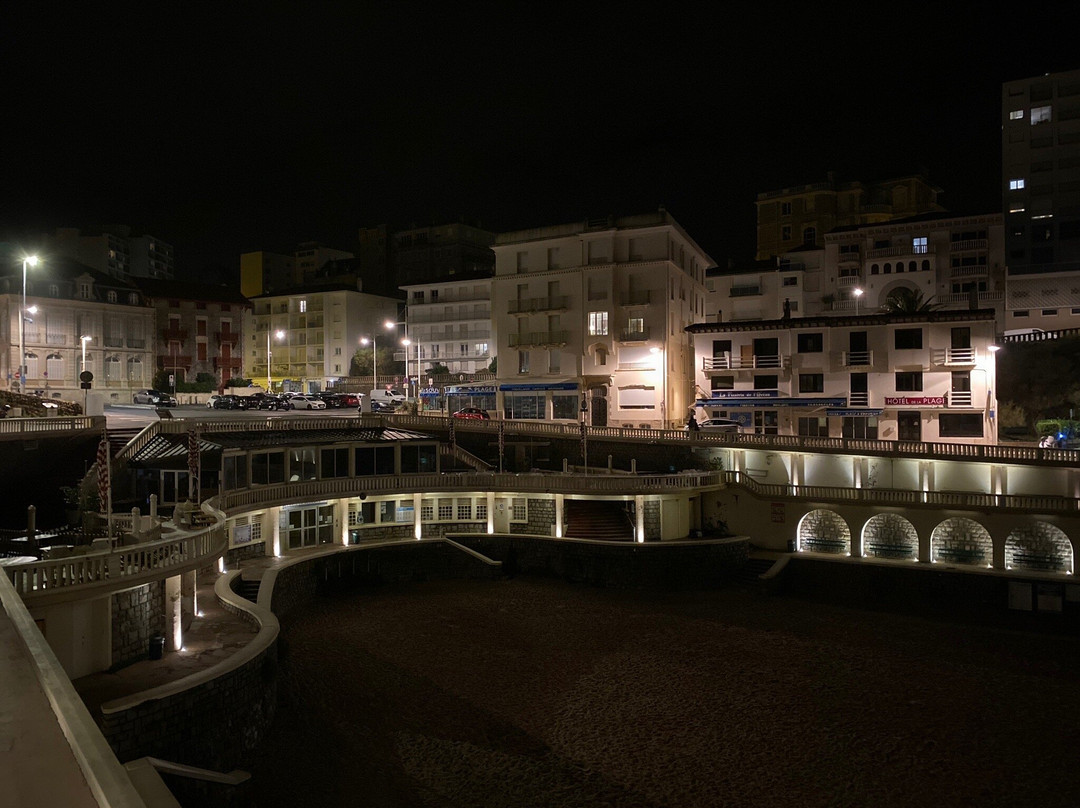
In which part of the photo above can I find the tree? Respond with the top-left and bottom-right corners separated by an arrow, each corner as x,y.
488,356 -> 497,373
997,335 -> 1080,429
350,345 -> 402,378
880,287 -> 938,314
425,363 -> 450,376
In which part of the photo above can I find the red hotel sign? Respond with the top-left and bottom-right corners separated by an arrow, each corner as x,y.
884,396 -> 946,407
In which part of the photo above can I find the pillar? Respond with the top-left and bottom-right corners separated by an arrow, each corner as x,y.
635,495 -> 645,543
991,464 -> 1006,497
487,490 -> 496,534
853,457 -> 863,489
335,499 -> 349,546
268,506 -> 281,556
181,569 -> 197,628
149,493 -> 158,520
414,492 -> 423,540
165,574 -> 183,651
555,494 -> 565,538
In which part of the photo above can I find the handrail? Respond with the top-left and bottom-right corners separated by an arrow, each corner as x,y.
0,415 -> 104,437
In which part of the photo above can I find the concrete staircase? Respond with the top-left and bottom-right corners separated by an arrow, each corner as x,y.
735,556 -> 781,590
106,427 -> 144,457
564,500 -> 634,541
236,578 -> 261,603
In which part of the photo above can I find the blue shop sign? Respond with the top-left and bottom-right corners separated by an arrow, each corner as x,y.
447,385 -> 497,395
699,397 -> 847,408
499,382 -> 579,391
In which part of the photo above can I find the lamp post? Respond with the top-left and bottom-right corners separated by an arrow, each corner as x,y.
19,256 -> 38,394
266,328 -> 285,392
81,336 -> 92,413
853,287 -> 864,317
360,335 -> 378,390
385,316 -> 411,398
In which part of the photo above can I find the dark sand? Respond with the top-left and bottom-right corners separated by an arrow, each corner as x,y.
246,577 -> 1080,807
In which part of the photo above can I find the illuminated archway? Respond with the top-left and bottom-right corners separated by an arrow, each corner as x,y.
1005,523 -> 1074,574
930,518 -> 993,566
796,509 -> 850,555
862,514 -> 918,560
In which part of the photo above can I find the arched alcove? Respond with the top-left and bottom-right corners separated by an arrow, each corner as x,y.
1005,523 -> 1074,574
796,510 -> 850,555
931,518 -> 993,566
862,514 -> 918,560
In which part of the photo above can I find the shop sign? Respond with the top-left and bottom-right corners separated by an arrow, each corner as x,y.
884,396 -> 945,407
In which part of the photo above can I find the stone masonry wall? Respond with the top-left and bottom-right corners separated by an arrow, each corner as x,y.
509,498 -> 554,536
111,581 -> 165,670
226,540 -> 266,565
644,501 -> 661,540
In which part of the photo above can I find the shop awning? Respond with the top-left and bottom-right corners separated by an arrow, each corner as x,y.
499,382 -> 579,392
826,409 -> 884,417
446,384 -> 497,395
698,397 -> 847,408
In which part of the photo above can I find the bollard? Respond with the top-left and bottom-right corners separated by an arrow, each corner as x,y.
27,505 -> 36,549
149,493 -> 158,520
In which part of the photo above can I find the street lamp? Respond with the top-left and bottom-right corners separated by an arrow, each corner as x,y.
360,335 -> 378,390
80,335 -> 92,372
853,287 -> 864,317
267,328 -> 285,392
19,255 -> 38,394
385,316 -> 413,398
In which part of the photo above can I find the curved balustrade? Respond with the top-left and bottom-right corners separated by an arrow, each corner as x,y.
0,415 -> 103,437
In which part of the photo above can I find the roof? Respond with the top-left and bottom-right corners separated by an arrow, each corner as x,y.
685,308 -> 998,334
135,278 -> 251,305
129,426 -> 437,466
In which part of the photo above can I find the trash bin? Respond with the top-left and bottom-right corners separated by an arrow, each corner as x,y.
149,635 -> 165,660
787,539 -> 796,553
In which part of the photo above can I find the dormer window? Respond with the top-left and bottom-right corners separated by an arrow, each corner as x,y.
79,282 -> 91,300
107,291 -> 117,303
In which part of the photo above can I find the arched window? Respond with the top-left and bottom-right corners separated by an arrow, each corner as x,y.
23,352 -> 39,380
922,259 -> 930,271
896,263 -> 904,273
884,263 -> 892,274
126,356 -> 142,382
46,353 -> 64,381
107,291 -> 117,303
908,261 -> 917,272
105,355 -> 121,380
129,293 -> 138,305
870,264 -> 880,275
49,284 -> 59,297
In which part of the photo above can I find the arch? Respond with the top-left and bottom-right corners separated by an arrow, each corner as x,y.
931,517 -> 992,566
126,356 -> 143,382
884,263 -> 892,274
908,261 -> 917,272
105,355 -> 122,380
1005,522 -> 1074,574
871,264 -> 879,275
46,353 -> 64,381
921,259 -> 930,271
862,513 -> 918,560
797,509 -> 850,555
23,352 -> 39,380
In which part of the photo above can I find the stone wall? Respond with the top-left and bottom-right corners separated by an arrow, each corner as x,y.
453,535 -> 749,589
111,582 -> 165,669
226,540 -> 266,565
509,498 -> 554,536
644,501 -> 661,540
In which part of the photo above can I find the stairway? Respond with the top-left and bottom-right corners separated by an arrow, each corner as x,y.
106,427 -> 144,457
237,578 -> 261,603
735,557 -> 780,589
564,500 -> 634,541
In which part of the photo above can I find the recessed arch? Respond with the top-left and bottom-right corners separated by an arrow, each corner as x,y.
796,509 -> 850,555
931,517 -> 992,566
862,513 -> 918,560
1005,523 -> 1074,574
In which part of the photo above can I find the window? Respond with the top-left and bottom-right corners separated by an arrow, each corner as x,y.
355,446 -> 394,476
782,276 -> 798,286
895,371 -> 923,391
798,417 -> 828,437
400,444 -> 437,473
842,416 -> 878,439
299,299 -> 307,313
107,291 -> 117,303
799,373 -> 824,393
588,311 -> 609,336
1042,309 -> 1058,316
548,349 -> 560,373
511,498 -> 527,521
1010,178 -> 1026,190
518,351 -> 530,374
552,394 -> 578,420
516,251 -> 528,272
802,227 -> 816,245
894,328 -> 923,349
781,225 -> 792,240
753,375 -> 778,390
1014,310 -> 1029,318
457,501 -> 472,521
912,237 -> 928,254
1009,109 -> 1023,120
1031,105 -> 1052,125
321,447 -> 349,478
797,333 -> 823,353
939,413 -> 984,438
251,451 -> 286,485
710,375 -> 734,390
780,202 -> 792,215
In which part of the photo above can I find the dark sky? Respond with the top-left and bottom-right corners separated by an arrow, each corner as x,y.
3,6 -> 1079,284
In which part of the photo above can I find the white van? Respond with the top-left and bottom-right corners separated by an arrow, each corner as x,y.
367,389 -> 406,412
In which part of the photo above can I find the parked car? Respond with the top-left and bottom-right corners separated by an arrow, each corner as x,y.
206,395 -> 222,409
255,394 -> 291,411
337,393 -> 361,407
133,389 -> 177,406
316,392 -> 343,408
687,417 -> 741,432
289,395 -> 326,410
452,407 -> 490,420
212,394 -> 241,410
362,399 -> 399,414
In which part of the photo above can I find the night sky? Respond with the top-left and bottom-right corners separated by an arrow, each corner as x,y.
3,6 -> 1079,284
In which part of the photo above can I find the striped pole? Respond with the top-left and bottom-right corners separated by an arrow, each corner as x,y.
97,433 -> 111,537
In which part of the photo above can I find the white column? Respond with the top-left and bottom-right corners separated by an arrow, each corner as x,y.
487,490 -> 496,534
853,457 -> 862,489
555,494 -> 564,538
165,574 -> 183,651
635,495 -> 645,543
268,506 -> 281,556
414,492 -> 423,540
335,499 -> 348,546
181,569 -> 197,625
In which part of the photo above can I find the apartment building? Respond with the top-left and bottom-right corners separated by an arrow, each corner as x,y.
1002,68 -> 1080,332
1,254 -> 155,400
50,226 -> 175,281
491,210 -> 713,428
240,243 -> 355,298
755,173 -> 944,260
246,284 -> 400,393
401,275 -> 493,377
687,309 -> 999,444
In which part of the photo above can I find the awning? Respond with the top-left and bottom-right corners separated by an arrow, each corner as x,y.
826,409 -> 884,417
499,382 -> 579,392
698,397 -> 847,408
446,384 -> 497,395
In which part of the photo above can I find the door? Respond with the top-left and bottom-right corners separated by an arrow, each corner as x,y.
590,387 -> 608,427
849,372 -> 868,407
898,411 -> 921,442
754,410 -> 779,434
753,338 -> 779,368
848,331 -> 868,364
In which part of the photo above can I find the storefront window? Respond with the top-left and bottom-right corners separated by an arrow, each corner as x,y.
506,392 -> 544,419
251,451 -> 285,485
842,416 -> 879,439
552,394 -> 578,420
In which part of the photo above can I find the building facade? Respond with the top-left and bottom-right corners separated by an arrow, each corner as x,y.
1002,68 -> 1080,332
687,309 -> 999,444
50,226 -> 175,281
491,211 -> 713,428
401,275 -> 493,377
246,284 -> 401,393
755,173 -> 945,260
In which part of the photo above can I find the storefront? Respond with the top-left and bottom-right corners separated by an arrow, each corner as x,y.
499,382 -> 580,421
698,392 -> 847,435
418,386 -> 443,412
445,384 -> 497,415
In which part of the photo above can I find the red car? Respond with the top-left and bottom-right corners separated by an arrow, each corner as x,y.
338,393 -> 360,407
452,407 -> 490,420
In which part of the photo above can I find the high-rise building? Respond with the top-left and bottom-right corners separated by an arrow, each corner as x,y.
50,226 -> 175,281
1002,68 -> 1080,332
755,173 -> 944,260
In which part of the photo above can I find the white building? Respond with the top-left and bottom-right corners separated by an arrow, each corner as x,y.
709,213 -> 1006,330
687,309 -> 999,444
401,275 -> 493,377
246,284 -> 401,393
491,210 -> 713,428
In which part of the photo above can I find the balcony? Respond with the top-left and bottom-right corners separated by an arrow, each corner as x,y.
950,239 -> 988,252
837,274 -> 862,287
508,330 -> 570,347
103,336 -> 125,348
618,327 -> 651,342
45,332 -> 66,346
949,390 -> 974,407
702,354 -> 789,370
949,265 -> 989,278
866,245 -> 910,259
157,355 -> 193,369
837,252 -> 861,265
126,338 -> 146,349
213,357 -> 243,371
937,291 -> 1003,306
841,350 -> 874,367
848,391 -> 870,407
508,296 -> 569,315
932,347 -> 977,366
620,290 -> 652,306
216,331 -> 240,346
730,285 -> 761,297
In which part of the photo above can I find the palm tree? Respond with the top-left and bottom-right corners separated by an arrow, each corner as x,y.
880,287 -> 939,314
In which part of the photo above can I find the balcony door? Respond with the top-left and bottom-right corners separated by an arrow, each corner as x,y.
898,411 -> 921,442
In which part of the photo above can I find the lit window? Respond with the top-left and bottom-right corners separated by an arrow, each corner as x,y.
1009,110 -> 1023,120
518,350 -> 529,374
912,237 -> 928,254
1031,105 -> 1052,125
1009,178 -> 1025,190
588,311 -> 609,336
299,299 -> 307,313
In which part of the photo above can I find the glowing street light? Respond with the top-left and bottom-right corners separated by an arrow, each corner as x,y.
267,328 -> 285,391
19,255 -> 38,394
360,335 -> 378,390
853,287 -> 864,317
